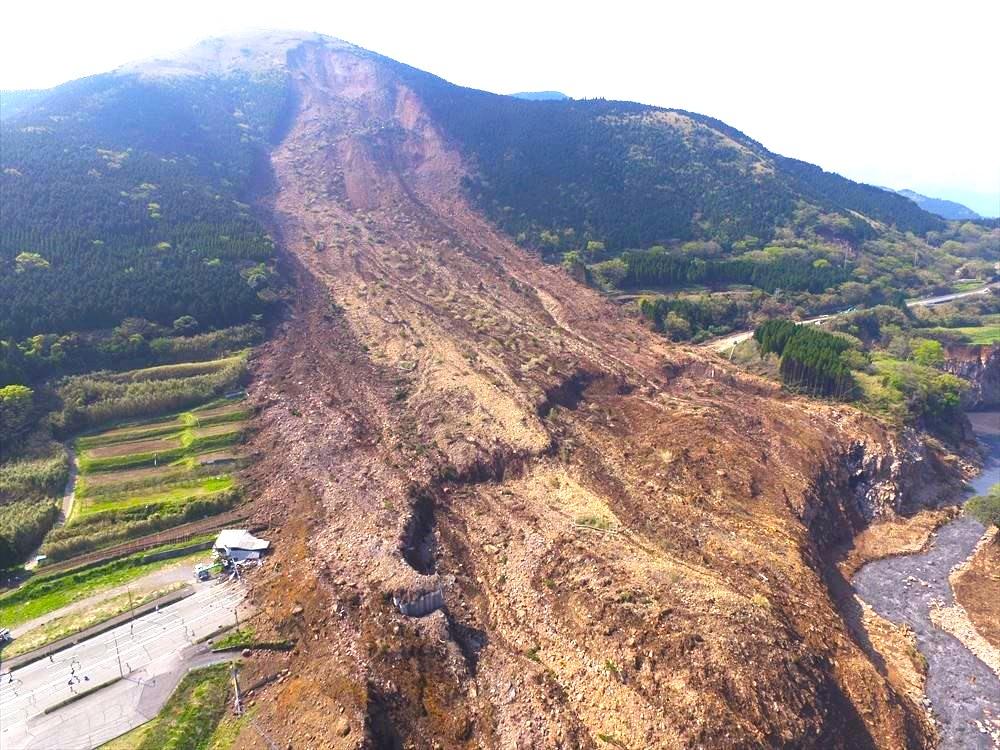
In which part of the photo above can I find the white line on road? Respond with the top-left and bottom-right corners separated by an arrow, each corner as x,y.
0,580 -> 246,744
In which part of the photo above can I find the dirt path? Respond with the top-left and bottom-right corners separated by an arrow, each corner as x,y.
60,443 -> 77,523
22,444 -> 76,572
852,416 -> 1000,748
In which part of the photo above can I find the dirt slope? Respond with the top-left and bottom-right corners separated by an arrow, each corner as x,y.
233,42 -> 948,749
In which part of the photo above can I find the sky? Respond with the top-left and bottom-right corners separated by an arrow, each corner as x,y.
3,0 -> 998,217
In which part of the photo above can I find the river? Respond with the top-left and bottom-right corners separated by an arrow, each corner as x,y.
853,411 -> 1000,748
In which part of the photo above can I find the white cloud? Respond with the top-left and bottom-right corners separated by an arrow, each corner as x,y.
3,0 -> 998,215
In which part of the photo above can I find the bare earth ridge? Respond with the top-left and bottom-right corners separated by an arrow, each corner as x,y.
228,43 -> 966,749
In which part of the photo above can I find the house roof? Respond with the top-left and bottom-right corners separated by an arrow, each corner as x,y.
214,529 -> 270,552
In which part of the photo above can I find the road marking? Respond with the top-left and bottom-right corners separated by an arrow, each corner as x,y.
0,582 -> 245,728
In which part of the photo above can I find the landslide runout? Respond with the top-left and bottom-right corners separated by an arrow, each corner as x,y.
241,42 -> 936,749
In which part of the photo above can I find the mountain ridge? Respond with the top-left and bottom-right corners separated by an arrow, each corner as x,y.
1,30 -> 946,248
895,188 -> 982,220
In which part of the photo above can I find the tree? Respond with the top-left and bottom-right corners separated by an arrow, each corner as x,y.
173,315 -> 200,334
912,338 -> 945,368
14,252 -> 50,272
664,312 -> 692,341
0,384 -> 34,453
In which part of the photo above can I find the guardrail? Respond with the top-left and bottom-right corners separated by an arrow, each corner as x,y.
32,513 -> 264,578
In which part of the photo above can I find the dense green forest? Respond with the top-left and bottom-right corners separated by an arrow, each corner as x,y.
1,70 -> 289,340
733,293 -> 992,441
754,321 -> 855,398
386,56 -> 945,255
621,248 -> 849,293
637,295 -> 756,341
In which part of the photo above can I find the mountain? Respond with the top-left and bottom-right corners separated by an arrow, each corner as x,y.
895,188 -> 982,220
0,89 -> 49,120
510,90 -> 570,100
0,31 -> 979,748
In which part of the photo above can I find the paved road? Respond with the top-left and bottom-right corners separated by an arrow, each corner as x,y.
0,579 -> 246,749
704,283 -> 995,353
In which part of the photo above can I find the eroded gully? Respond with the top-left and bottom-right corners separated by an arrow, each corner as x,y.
853,411 -> 1000,748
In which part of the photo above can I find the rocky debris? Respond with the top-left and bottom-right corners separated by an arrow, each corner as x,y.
929,602 -> 1000,677
230,40 -> 971,749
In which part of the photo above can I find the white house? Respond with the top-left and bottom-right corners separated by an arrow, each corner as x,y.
213,529 -> 270,561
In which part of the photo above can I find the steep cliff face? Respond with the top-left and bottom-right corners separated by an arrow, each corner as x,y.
229,40 -> 962,749
944,343 -> 1000,410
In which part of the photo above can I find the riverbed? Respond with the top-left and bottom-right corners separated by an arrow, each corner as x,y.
853,411 -> 999,748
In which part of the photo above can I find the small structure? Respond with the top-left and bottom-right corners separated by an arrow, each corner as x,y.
213,529 -> 270,562
393,588 -> 445,617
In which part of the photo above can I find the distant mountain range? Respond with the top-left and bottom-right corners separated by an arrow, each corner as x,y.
510,90 -> 570,101
885,188 -> 982,221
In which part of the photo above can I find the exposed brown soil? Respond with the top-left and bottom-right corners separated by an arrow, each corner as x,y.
229,42 -> 953,749
195,450 -> 242,465
86,436 -> 180,458
837,507 -> 958,580
952,532 -> 1000,650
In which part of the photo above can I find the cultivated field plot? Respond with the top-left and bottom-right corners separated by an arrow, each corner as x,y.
38,396 -> 251,564
86,436 -> 182,459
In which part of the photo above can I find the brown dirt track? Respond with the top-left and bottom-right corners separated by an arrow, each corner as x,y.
227,42 -> 959,750
86,436 -> 180,459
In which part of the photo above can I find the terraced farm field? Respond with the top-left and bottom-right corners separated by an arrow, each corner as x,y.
39,398 -> 251,563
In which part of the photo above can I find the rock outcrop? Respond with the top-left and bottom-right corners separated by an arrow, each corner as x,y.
944,343 -> 1000,410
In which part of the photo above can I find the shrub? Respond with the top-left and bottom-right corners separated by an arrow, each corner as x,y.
41,489 -> 239,561
0,451 -> 68,502
966,484 -> 1000,533
0,384 -> 34,456
0,498 -> 59,568
54,356 -> 248,435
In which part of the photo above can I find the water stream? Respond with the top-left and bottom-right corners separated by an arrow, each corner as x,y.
853,411 -> 1000,749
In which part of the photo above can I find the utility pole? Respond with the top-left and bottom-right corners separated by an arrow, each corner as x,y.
113,635 -> 124,677
231,664 -> 243,715
234,607 -> 240,628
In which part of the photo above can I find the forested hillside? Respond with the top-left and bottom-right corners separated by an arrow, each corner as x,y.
386,56 -> 945,254
0,70 -> 288,343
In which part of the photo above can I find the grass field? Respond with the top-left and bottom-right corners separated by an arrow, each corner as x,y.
926,324 -> 1000,345
75,477 -> 235,520
105,357 -> 243,384
99,663 -> 247,750
77,402 -> 248,451
951,280 -> 989,294
1,582 -> 186,658
79,418 -> 246,474
0,541 -> 213,629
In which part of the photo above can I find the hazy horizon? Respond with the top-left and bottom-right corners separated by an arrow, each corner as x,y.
4,1 -> 998,217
